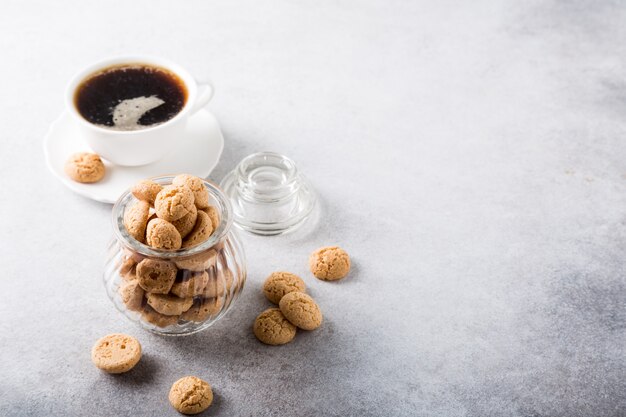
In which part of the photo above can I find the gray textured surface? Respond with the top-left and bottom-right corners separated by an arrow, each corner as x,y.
1,0 -> 625,416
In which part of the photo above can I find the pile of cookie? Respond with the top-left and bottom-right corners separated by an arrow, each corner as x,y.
117,174 -> 234,328
253,246 -> 351,345
123,174 -> 219,250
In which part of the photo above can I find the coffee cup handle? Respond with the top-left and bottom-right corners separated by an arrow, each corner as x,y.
190,81 -> 215,114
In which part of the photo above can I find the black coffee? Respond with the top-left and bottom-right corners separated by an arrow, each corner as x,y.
74,64 -> 187,130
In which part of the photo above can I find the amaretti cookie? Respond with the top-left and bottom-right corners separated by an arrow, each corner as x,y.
201,206 -> 220,230
131,179 -> 162,205
123,200 -> 150,244
136,259 -> 177,294
171,204 -> 198,239
309,246 -> 351,281
181,298 -> 223,322
174,249 -> 217,271
146,218 -> 182,250
263,271 -> 306,304
65,152 -> 105,183
253,308 -> 297,345
172,174 -> 210,209
147,293 -> 194,316
91,333 -> 141,373
182,210 -> 213,249
119,280 -> 145,311
142,305 -> 179,328
279,292 -> 323,330
169,376 -> 213,415
170,270 -> 209,298
154,184 -> 195,222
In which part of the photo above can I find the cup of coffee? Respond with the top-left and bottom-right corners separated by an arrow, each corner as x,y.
65,56 -> 214,166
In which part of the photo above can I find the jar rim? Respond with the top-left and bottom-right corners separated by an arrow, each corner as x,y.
111,175 -> 234,258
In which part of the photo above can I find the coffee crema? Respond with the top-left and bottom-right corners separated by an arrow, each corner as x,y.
74,64 -> 187,131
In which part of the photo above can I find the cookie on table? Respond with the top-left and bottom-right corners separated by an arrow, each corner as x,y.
181,298 -> 223,323
147,293 -> 194,316
146,218 -> 182,250
91,333 -> 141,373
64,152 -> 105,183
131,180 -> 163,205
123,200 -> 151,244
119,280 -> 145,312
169,376 -> 213,415
309,246 -> 351,281
172,174 -> 210,209
181,211 -> 213,249
171,204 -> 198,239
141,305 -> 179,328
253,308 -> 297,345
170,270 -> 209,298
279,292 -> 323,330
136,258 -> 177,294
154,184 -> 195,222
263,271 -> 306,304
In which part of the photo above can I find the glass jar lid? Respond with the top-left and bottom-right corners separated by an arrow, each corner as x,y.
220,152 -> 317,236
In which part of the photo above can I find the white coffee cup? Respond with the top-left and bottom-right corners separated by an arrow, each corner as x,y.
65,55 -> 214,166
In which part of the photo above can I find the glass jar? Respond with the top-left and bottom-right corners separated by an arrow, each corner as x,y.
104,176 -> 246,336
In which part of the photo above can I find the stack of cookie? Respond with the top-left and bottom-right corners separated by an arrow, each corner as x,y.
117,174 -> 234,328
124,174 -> 219,250
253,272 -> 323,345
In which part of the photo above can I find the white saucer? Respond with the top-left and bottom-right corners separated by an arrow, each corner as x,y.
44,109 -> 224,204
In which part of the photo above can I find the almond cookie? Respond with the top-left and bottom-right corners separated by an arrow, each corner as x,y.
309,246 -> 351,281
170,270 -> 209,298
146,218 -> 182,250
169,376 -> 213,415
174,249 -> 217,272
142,305 -> 179,328
123,200 -> 151,244
171,204 -> 198,239
181,211 -> 213,249
147,293 -> 194,316
154,184 -> 195,222
136,258 -> 177,294
118,256 -> 137,280
263,272 -> 306,304
119,280 -> 145,311
253,308 -> 297,345
131,180 -> 163,205
279,292 -> 323,330
203,270 -> 233,298
201,206 -> 220,230
181,297 -> 223,322
173,174 -> 210,209
91,333 -> 141,373
64,152 -> 105,183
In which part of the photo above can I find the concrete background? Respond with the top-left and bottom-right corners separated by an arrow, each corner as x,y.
0,0 -> 625,416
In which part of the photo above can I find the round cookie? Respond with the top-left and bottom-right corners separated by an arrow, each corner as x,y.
154,184 -> 195,222
91,333 -> 141,373
131,180 -> 163,205
279,292 -> 323,330
181,298 -> 223,323
201,206 -> 220,230
170,270 -> 209,298
309,246 -> 351,281
173,174 -> 210,209
169,376 -> 213,415
147,293 -> 194,316
64,152 -> 105,183
119,280 -> 145,311
141,305 -> 179,328
146,218 -> 182,250
123,200 -> 151,244
181,211 -> 213,249
171,204 -> 198,239
174,249 -> 217,271
118,256 -> 136,280
263,271 -> 306,304
253,308 -> 297,345
203,270 -> 233,298
136,258 -> 177,294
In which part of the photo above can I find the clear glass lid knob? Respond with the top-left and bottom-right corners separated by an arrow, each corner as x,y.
220,152 -> 317,236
